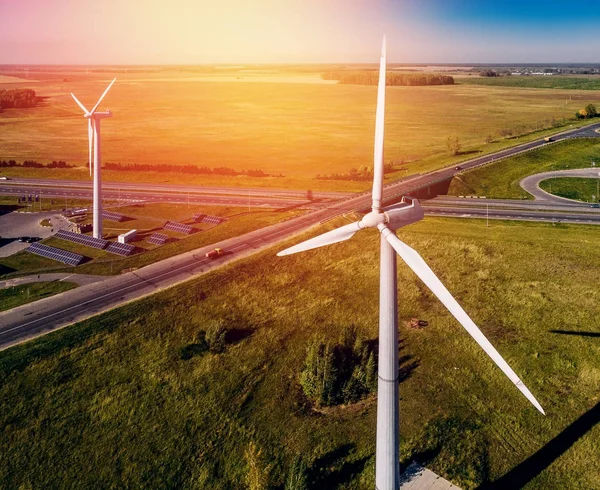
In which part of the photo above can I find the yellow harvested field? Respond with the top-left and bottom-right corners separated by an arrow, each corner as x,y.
1,69 -> 599,181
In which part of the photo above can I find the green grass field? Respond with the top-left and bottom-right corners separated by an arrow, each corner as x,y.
2,71 -> 600,191
0,281 -> 77,311
539,177 -> 600,203
461,75 -> 600,91
1,217 -> 598,489
448,139 -> 600,199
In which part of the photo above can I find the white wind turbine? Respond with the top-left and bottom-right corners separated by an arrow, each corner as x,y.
277,38 -> 544,490
71,78 -> 116,239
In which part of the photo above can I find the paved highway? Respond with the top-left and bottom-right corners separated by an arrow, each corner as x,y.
0,183 -> 320,209
423,205 -> 600,225
3,123 -> 600,349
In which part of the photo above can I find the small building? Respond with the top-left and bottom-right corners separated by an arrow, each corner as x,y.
118,229 -> 137,244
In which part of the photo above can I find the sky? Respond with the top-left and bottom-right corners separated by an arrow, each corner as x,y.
1,0 -> 600,64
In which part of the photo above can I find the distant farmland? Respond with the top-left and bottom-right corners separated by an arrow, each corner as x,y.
1,69 -> 600,190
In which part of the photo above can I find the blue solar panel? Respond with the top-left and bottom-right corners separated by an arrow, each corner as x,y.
55,229 -> 108,249
105,242 -> 135,256
102,210 -> 126,222
164,221 -> 193,234
26,242 -> 84,266
148,233 -> 169,245
201,215 -> 224,225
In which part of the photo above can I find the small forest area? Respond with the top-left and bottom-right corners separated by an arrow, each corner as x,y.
322,71 -> 454,86
0,89 -> 40,111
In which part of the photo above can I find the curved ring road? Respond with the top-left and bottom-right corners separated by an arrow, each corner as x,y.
520,168 -> 600,204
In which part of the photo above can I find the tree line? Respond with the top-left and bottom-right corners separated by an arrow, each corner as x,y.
0,89 -> 39,111
316,162 -> 396,181
322,71 -> 454,86
0,159 -> 72,168
104,162 -> 275,177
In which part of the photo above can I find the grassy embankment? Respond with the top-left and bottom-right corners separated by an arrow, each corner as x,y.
448,138 -> 600,199
0,203 -> 301,277
2,72 -> 600,191
0,217 -> 598,489
0,281 -> 77,311
539,177 -> 600,203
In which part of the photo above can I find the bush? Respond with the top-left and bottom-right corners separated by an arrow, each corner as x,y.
299,326 -> 377,407
205,320 -> 226,353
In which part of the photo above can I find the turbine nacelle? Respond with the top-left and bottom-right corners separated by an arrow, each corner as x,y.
84,111 -> 112,119
361,198 -> 424,230
379,197 -> 424,231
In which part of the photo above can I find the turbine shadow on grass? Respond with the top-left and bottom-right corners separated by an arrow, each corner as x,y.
549,329 -> 600,338
306,443 -> 370,489
478,401 -> 600,489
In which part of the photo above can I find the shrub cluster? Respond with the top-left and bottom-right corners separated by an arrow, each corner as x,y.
576,104 -> 598,119
322,71 -> 454,86
0,88 -> 38,111
300,326 -> 377,407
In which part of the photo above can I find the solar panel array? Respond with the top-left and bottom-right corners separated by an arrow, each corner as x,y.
194,213 -> 224,225
102,210 -> 126,222
55,229 -> 109,249
202,215 -> 224,225
164,221 -> 193,234
27,242 -> 84,266
105,242 -> 135,256
148,233 -> 169,245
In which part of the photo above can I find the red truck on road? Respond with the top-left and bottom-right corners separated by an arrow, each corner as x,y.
205,248 -> 223,259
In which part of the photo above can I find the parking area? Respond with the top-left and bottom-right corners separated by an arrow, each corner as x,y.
0,211 -> 72,258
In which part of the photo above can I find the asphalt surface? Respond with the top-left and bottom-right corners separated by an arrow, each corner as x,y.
520,168 -> 600,203
3,122 -> 600,349
0,179 -> 350,209
0,211 -> 73,257
423,205 -> 600,225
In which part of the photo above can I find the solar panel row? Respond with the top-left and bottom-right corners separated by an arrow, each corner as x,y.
164,221 -> 193,234
202,215 -> 224,225
55,229 -> 109,249
193,213 -> 223,225
105,242 -> 135,256
148,233 -> 169,245
102,210 -> 126,222
27,242 -> 84,266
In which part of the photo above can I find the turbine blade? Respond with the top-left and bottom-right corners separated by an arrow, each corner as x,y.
89,77 -> 116,114
277,221 -> 362,256
88,118 -> 93,177
371,35 -> 386,213
71,93 -> 89,114
382,228 -> 545,415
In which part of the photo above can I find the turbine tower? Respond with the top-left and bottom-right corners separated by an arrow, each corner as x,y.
277,38 -> 544,490
71,78 -> 116,239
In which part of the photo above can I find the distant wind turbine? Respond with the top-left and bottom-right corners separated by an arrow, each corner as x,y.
71,78 -> 116,239
277,37 -> 544,490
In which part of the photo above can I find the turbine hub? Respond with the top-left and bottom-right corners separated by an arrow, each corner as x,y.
361,211 -> 386,228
